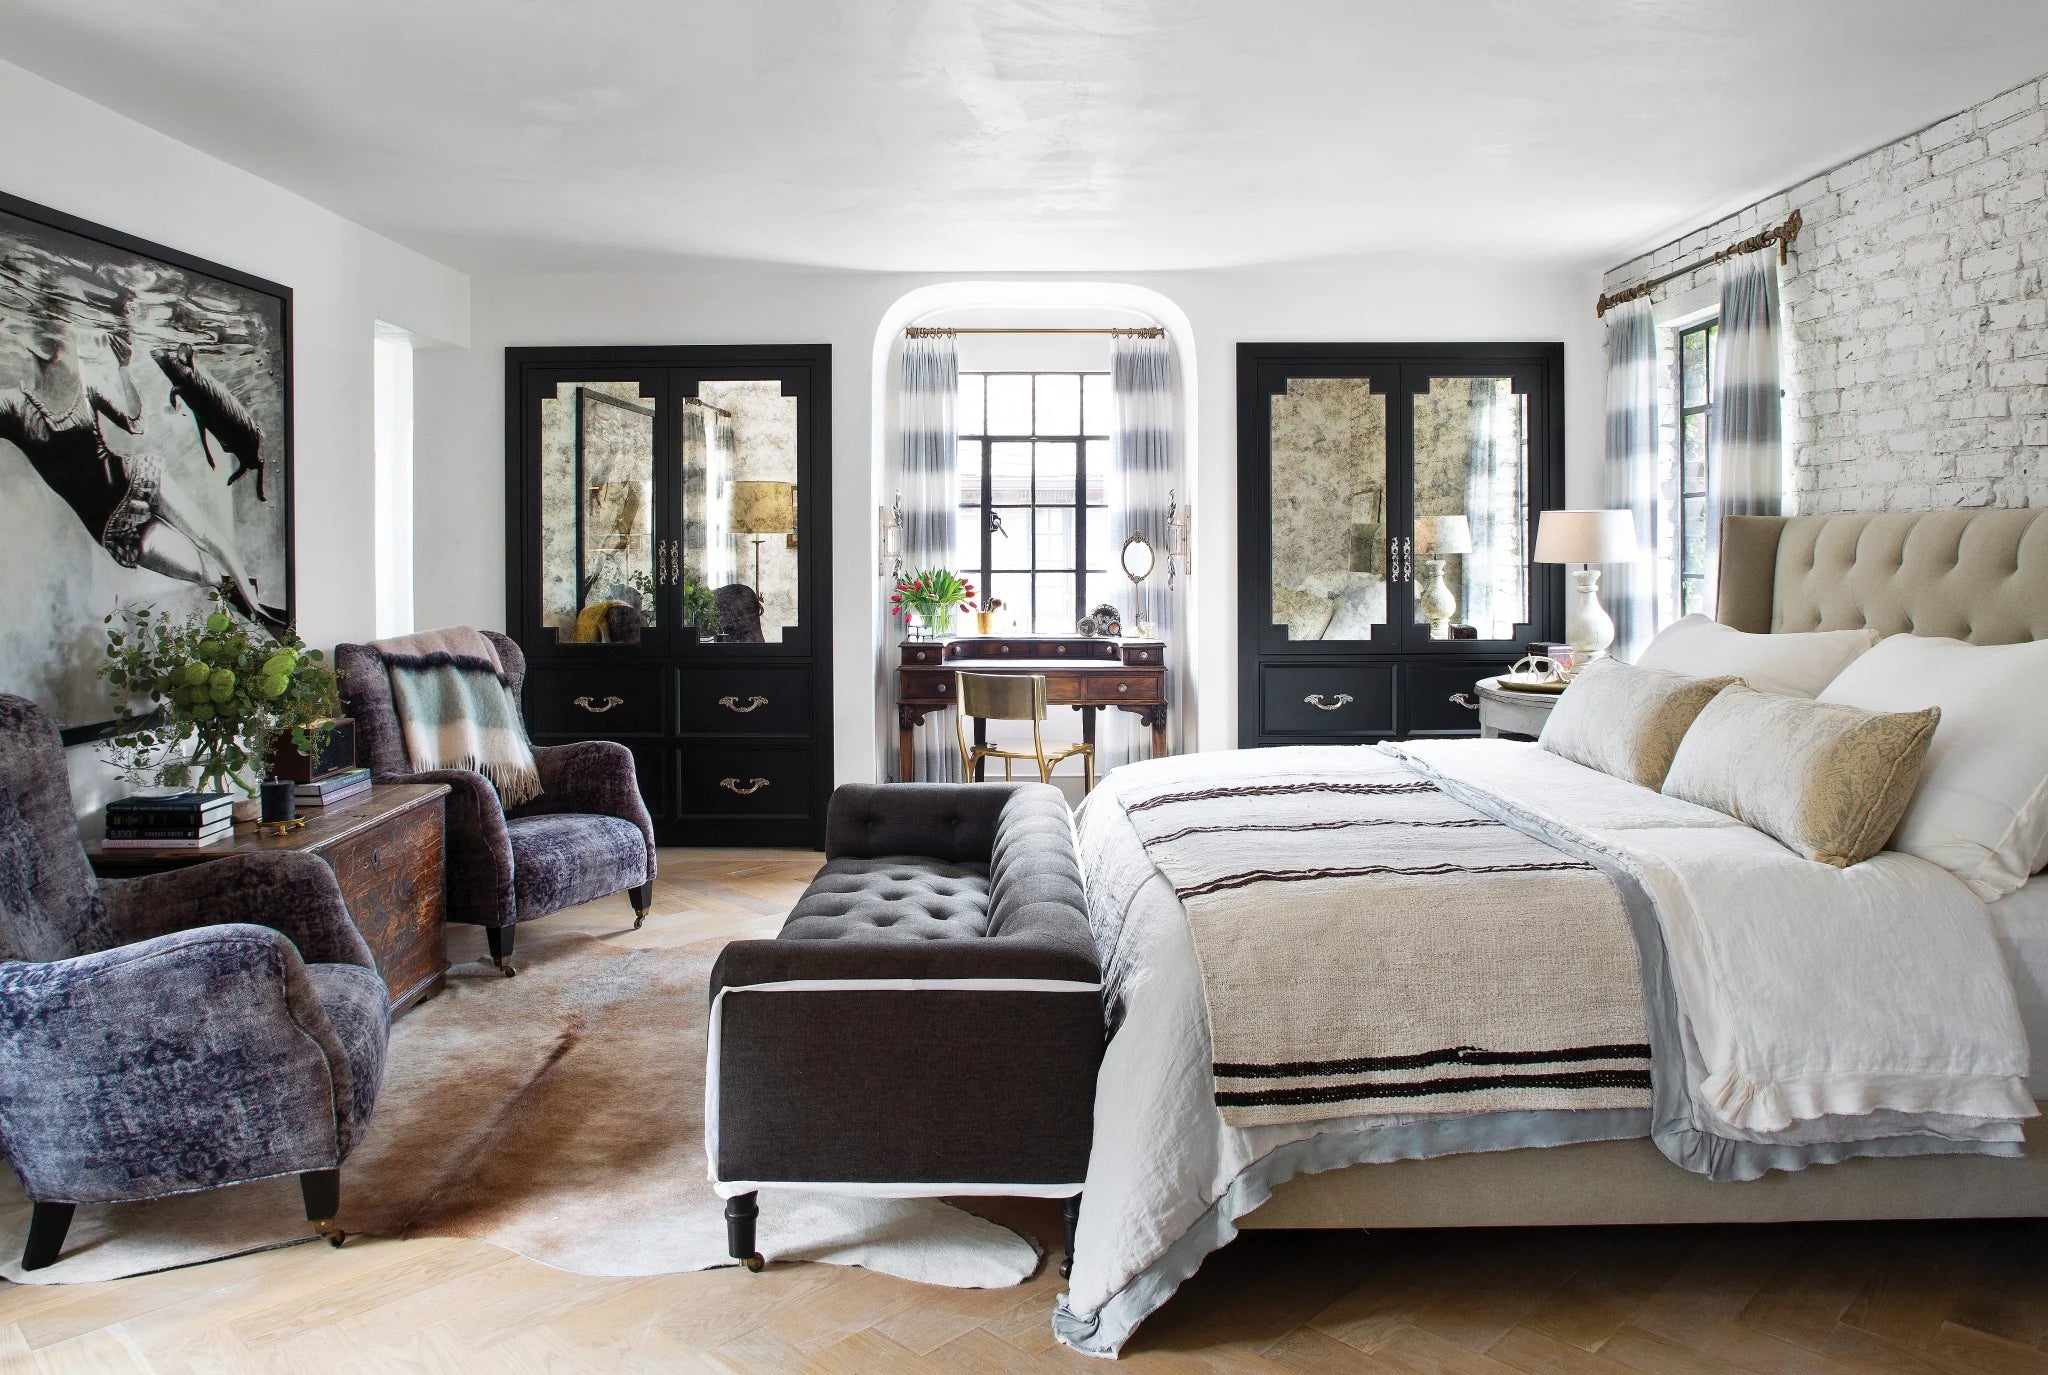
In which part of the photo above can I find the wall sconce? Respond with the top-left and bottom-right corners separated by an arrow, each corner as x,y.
1165,489 -> 1192,589
878,493 -> 905,578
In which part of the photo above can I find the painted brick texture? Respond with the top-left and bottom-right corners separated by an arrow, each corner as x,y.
1603,74 -> 2048,513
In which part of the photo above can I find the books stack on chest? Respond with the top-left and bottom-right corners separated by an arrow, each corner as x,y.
298,768 -> 372,808
102,792 -> 235,849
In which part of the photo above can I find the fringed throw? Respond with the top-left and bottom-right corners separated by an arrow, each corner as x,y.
374,628 -> 541,806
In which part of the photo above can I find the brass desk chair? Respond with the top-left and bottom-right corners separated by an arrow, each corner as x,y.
955,672 -> 1096,794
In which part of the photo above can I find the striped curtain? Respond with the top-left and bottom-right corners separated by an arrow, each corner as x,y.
1708,254 -> 1784,595
1102,332 -> 1182,770
1602,298 -> 1659,659
887,333 -> 961,781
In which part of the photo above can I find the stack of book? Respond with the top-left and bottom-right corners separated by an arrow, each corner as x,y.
298,767 -> 372,808
102,792 -> 235,849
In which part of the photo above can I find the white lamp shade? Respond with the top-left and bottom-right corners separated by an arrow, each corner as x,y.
1534,509 -> 1638,565
1423,514 -> 1473,556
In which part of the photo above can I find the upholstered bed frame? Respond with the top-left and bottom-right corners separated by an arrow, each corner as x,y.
1243,506 -> 2048,1230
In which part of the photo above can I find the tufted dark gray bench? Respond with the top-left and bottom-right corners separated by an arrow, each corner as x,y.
708,782 -> 1102,1275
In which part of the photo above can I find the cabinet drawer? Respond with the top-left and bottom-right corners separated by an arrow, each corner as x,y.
1402,660 -> 1518,737
1259,664 -> 1396,737
677,745 -> 817,821
678,667 -> 812,736
524,664 -> 664,736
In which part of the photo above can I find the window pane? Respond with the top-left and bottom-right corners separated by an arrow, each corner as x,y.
956,507 -> 984,572
1682,413 -> 1708,493
989,442 -> 1031,504
989,507 -> 1028,569
1036,374 -> 1080,435
957,439 -> 982,504
1036,441 -> 1077,505
1083,373 -> 1112,435
1086,571 -> 1120,625
1035,573 -> 1077,632
1086,507 -> 1113,571
957,374 -> 985,435
1680,576 -> 1705,618
1085,438 -> 1110,503
987,374 -> 1032,434
1682,496 -> 1707,575
1682,330 -> 1708,409
1035,506 -> 1076,569
989,572 -> 1030,633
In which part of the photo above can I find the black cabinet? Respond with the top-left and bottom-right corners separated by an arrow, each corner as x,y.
506,345 -> 832,847
1238,343 -> 1563,748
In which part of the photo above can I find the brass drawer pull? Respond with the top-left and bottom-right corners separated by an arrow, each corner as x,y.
1304,693 -> 1354,711
718,695 -> 769,714
573,695 -> 625,714
1116,682 -> 1130,695
720,776 -> 771,796
1450,692 -> 1480,711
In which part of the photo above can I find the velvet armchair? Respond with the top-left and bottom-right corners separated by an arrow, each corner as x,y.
0,695 -> 387,1271
335,630 -> 656,975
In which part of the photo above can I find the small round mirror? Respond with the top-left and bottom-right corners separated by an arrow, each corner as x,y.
1120,531 -> 1156,584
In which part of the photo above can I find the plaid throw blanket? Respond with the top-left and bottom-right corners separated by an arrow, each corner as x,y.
374,628 -> 541,806
1116,749 -> 1650,1128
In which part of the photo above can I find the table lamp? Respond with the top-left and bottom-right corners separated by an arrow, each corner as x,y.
1415,514 -> 1472,637
729,481 -> 796,606
1534,509 -> 1639,663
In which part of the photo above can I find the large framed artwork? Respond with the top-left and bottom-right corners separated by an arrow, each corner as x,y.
0,190 -> 292,744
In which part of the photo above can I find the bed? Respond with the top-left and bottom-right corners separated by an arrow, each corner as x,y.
1055,508 -> 2048,1357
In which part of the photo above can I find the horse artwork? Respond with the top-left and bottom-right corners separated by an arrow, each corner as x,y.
0,191 -> 291,742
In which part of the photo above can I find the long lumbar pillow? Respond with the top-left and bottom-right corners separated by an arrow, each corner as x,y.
1819,634 -> 2048,899
1538,657 -> 1739,791
1633,614 -> 1881,698
1662,684 -> 1940,867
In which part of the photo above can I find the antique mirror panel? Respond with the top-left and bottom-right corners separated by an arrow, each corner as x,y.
538,380 -> 658,645
681,379 -> 801,644
1269,376 -> 1390,642
1409,375 -> 1529,641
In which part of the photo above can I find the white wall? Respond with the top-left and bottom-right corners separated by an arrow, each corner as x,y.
0,57 -> 470,808
416,256 -> 1601,786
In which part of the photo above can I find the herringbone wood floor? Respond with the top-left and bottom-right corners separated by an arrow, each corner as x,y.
4,848 -> 2047,1374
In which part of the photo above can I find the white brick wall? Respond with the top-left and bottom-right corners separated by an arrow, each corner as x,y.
1603,74 -> 2048,513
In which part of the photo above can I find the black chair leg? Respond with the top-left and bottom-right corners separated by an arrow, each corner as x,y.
629,880 -> 653,930
725,1191 -> 763,1272
301,1168 -> 346,1248
22,1201 -> 74,1272
1060,1193 -> 1081,1280
486,924 -> 517,977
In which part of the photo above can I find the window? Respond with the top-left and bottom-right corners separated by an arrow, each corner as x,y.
1676,320 -> 1718,617
956,372 -> 1112,634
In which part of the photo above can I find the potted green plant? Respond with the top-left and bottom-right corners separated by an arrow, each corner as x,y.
100,585 -> 341,817
681,570 -> 724,639
891,568 -> 975,639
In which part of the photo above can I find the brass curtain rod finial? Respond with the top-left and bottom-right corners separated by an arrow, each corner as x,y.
1594,208 -> 1804,317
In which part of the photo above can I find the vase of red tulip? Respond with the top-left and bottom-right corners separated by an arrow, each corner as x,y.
892,568 -> 974,640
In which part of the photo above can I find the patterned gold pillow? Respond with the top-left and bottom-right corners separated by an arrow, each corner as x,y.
1537,658 -> 1739,790
1661,685 -> 1940,867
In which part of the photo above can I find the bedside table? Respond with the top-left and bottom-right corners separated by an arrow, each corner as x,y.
1475,676 -> 1561,740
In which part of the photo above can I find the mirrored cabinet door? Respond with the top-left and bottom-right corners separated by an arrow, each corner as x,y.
1408,371 -> 1533,646
533,373 -> 667,651
1268,372 -> 1396,645
680,379 -> 802,645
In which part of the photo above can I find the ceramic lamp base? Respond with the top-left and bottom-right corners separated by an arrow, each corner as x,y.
1565,567 -> 1616,662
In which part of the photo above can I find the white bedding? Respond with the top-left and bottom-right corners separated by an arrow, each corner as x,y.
1989,877 -> 2048,1062
1055,741 -> 2035,1358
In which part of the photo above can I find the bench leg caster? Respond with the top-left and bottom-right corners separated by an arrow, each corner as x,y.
629,880 -> 653,930
726,1191 -> 763,1272
302,1169 -> 347,1248
487,925 -> 517,977
1061,1193 -> 1081,1280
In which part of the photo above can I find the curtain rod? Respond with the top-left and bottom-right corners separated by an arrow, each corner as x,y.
1595,209 -> 1802,318
682,396 -> 733,418
904,325 -> 1166,338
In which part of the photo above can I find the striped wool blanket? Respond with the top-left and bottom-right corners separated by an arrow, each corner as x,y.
374,628 -> 541,806
1116,748 -> 1650,1128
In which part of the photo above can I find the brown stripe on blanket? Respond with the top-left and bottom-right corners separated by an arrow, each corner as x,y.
1214,1041 -> 1654,1078
1216,1066 -> 1655,1110
1177,859 -> 1596,900
1124,779 -> 1438,813
1146,816 -> 1503,845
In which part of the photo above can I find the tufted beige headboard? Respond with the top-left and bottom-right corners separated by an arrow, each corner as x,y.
1716,509 -> 2048,644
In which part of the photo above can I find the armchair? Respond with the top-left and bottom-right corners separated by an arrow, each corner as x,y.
336,630 -> 656,975
0,695 -> 386,1271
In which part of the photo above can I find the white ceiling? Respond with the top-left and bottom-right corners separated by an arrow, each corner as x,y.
5,0 -> 2047,275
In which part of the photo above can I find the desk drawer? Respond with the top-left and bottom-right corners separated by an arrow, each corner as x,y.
1042,669 -> 1164,706
679,667 -> 811,736
1259,664 -> 1396,737
1402,660 -> 1517,736
525,664 -> 663,736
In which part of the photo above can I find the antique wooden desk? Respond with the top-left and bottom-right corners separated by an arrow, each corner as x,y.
896,636 -> 1169,781
86,783 -> 452,1017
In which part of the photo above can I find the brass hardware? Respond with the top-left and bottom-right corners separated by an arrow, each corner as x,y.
313,1217 -> 347,1248
1450,692 -> 1480,711
1304,693 -> 1354,711
719,694 -> 769,713
256,817 -> 309,838
938,681 -> 950,693
1056,645 -> 1067,654
1116,682 -> 1130,695
914,651 -> 928,662
573,695 -> 625,714
720,777 -> 771,796
1597,209 -> 1802,317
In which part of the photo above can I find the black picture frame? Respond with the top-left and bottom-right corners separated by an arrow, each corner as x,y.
0,189 -> 294,746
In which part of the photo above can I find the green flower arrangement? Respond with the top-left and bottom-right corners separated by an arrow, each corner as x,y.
99,585 -> 342,797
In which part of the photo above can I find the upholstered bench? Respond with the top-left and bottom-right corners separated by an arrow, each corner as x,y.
707,782 -> 1102,1275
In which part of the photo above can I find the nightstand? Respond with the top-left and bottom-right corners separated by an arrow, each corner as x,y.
1474,676 -> 1561,740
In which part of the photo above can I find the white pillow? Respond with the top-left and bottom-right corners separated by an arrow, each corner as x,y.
1634,615 -> 1880,698
1818,635 -> 2048,899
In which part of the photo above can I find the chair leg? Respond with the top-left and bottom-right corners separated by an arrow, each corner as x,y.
301,1169 -> 346,1248
1060,1193 -> 1081,1280
629,880 -> 653,930
486,924 -> 517,977
22,1202 -> 74,1272
725,1191 -> 764,1272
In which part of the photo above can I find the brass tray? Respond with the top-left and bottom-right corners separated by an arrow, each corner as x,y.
1492,673 -> 1569,695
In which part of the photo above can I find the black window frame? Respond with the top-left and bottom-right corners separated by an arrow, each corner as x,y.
956,370 -> 1110,634
1677,319 -> 1718,617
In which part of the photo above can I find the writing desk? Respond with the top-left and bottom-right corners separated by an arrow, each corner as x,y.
896,636 -> 1169,781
